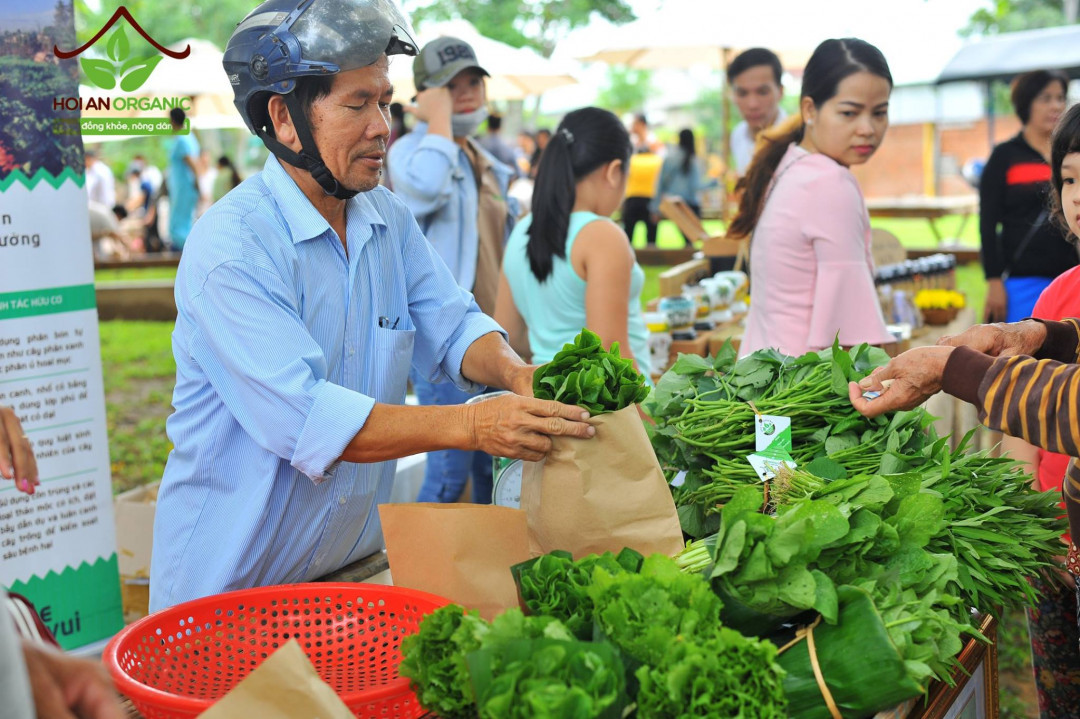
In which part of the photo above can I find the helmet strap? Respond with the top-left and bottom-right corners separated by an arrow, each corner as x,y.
257,92 -> 359,201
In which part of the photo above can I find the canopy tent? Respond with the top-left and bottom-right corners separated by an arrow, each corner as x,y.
390,19 -> 578,101
574,0 -> 815,173
577,1 -> 813,72
936,24 -> 1080,85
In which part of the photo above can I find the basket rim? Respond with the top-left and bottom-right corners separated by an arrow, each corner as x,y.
104,582 -> 451,711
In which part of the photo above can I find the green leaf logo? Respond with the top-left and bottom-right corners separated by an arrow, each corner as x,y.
106,25 -> 129,63
81,57 -> 116,90
119,55 -> 162,91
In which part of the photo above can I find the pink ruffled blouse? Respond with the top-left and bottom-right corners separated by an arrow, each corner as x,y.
740,144 -> 893,358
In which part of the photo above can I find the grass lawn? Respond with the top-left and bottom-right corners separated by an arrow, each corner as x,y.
99,321 -> 175,494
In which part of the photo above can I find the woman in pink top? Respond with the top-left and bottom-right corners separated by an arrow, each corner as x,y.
729,38 -> 895,357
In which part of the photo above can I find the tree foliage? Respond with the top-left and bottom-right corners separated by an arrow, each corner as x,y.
73,0 -> 259,50
402,0 -> 635,58
595,67 -> 652,117
963,0 -> 1074,36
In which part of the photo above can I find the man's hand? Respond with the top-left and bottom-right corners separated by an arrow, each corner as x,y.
0,405 -> 38,495
848,346 -> 954,418
22,640 -> 125,719
465,394 -> 595,461
937,319 -> 1046,358
983,278 -> 1007,322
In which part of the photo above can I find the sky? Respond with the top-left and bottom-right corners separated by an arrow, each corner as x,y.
2,0 -> 66,31
541,0 -> 993,112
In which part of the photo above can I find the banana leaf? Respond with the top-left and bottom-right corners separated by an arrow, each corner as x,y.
466,637 -> 629,719
774,585 -> 924,719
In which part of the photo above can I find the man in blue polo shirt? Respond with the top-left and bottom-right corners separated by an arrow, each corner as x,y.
150,0 -> 595,611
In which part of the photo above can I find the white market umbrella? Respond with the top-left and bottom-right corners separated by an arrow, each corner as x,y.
577,0 -> 815,71
389,19 -> 579,101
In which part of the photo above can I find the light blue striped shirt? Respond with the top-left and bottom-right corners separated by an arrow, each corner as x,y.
150,156 -> 502,611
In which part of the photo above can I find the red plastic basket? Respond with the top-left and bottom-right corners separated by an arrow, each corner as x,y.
103,583 -> 451,719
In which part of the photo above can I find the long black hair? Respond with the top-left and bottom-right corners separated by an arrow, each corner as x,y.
527,107 -> 632,281
678,128 -> 696,174
727,38 -> 892,239
1050,102 -> 1080,238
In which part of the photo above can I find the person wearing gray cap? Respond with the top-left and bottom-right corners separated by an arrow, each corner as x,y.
388,36 -> 518,505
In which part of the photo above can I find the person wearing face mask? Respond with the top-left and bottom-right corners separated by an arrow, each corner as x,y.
728,38 -> 896,358
388,37 -> 518,504
980,70 -> 1076,324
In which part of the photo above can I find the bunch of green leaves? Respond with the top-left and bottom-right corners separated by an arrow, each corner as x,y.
532,328 -> 649,413
399,605 -> 490,718
587,554 -> 724,667
512,548 -> 643,638
846,575 -> 976,689
919,434 -> 1067,610
650,341 -> 938,538
707,486 -> 849,627
467,638 -> 628,719
399,606 -> 574,718
635,629 -> 788,718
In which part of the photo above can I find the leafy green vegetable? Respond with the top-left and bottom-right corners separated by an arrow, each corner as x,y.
533,328 -> 650,413
635,630 -> 787,718
647,339 -> 932,536
398,605 -> 489,719
467,638 -> 628,719
512,549 -> 643,638
399,606 -> 575,718
588,554 -> 724,666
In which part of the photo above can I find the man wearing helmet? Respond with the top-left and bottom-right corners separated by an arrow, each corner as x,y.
150,0 -> 594,611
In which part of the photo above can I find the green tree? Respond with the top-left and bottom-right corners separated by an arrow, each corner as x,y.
73,0 -> 258,50
402,0 -> 635,58
595,67 -> 652,116
963,0 -> 1076,36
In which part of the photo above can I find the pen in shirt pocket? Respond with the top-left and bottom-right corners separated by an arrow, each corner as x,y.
378,316 -> 400,329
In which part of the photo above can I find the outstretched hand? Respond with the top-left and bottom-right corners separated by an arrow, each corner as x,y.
937,319 -> 1046,358
848,346 -> 954,418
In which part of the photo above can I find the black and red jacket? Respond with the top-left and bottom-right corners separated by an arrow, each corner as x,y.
979,132 -> 1077,280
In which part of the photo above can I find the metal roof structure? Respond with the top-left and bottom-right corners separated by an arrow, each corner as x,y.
937,24 -> 1080,84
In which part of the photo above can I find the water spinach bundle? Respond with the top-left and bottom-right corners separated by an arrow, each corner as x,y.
648,341 -> 935,537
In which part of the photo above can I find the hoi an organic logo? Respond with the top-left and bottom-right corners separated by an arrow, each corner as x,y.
53,7 -> 189,92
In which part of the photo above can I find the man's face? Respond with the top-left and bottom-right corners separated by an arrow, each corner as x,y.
306,57 -> 393,193
731,64 -> 783,132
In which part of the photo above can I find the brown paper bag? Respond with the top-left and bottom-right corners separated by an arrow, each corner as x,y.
521,405 -> 683,559
197,639 -> 353,719
379,503 -> 530,620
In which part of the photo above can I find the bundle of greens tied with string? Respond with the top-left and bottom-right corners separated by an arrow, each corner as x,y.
647,340 -> 937,538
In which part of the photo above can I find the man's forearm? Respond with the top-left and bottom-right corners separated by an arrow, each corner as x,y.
460,331 -> 531,395
339,403 -> 471,464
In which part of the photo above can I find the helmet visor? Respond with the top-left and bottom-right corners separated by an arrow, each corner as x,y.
291,0 -> 417,73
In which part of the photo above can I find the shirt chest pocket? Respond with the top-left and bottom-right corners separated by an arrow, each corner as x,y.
370,326 -> 415,404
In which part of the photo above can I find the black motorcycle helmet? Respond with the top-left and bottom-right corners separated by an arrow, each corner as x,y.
224,0 -> 417,199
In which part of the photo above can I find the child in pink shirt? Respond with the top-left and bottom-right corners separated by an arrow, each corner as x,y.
728,38 -> 895,357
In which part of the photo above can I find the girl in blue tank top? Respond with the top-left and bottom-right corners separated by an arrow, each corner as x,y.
496,107 -> 652,382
